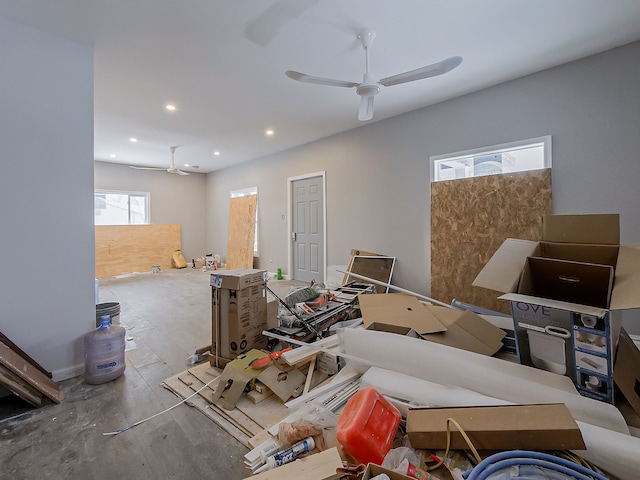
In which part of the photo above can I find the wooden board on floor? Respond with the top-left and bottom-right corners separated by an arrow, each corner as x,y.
226,195 -> 257,270
95,224 -> 182,278
161,362 -> 289,448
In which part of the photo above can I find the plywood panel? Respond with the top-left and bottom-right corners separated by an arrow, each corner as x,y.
430,169 -> 552,314
95,224 -> 182,278
226,195 -> 257,270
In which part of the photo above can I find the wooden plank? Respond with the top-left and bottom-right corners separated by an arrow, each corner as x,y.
0,364 -> 43,407
180,370 -> 263,437
161,373 -> 252,447
0,341 -> 63,403
163,362 -> 290,447
226,195 -> 257,270
0,331 -> 52,378
95,224 -> 182,278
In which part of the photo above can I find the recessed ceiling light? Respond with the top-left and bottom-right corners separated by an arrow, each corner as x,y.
129,137 -> 138,143
265,129 -> 274,136
110,154 -> 117,158
165,104 -> 176,111
184,163 -> 190,167
213,151 -> 221,156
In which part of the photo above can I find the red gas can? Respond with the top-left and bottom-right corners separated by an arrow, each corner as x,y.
336,386 -> 402,465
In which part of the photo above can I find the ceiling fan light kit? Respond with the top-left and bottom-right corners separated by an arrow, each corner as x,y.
286,29 -> 462,121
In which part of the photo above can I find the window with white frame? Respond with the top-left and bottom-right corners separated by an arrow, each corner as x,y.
230,187 -> 258,255
430,136 -> 552,182
94,190 -> 150,225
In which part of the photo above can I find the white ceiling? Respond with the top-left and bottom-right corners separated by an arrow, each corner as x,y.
3,0 -> 640,173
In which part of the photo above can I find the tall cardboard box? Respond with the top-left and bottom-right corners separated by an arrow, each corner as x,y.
473,214 -> 640,403
210,269 -> 268,363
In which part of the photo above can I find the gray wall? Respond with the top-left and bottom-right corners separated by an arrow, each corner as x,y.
0,17 -> 94,380
94,162 -> 208,262
206,41 -> 640,329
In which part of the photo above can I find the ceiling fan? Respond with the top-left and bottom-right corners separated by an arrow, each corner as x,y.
286,29 -> 462,121
129,146 -> 189,175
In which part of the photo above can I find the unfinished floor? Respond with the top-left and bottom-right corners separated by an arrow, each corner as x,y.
0,268 -> 302,480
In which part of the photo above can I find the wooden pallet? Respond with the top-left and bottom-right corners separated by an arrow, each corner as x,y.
161,362 -> 289,448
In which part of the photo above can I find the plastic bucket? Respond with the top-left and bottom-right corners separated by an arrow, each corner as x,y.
96,302 -> 120,327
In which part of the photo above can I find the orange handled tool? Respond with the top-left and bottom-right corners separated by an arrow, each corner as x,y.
249,348 -> 293,370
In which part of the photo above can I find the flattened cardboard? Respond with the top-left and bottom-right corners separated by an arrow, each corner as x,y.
406,404 -> 585,451
211,350 -> 265,410
365,322 -> 422,339
359,294 -> 505,355
359,294 -> 446,334
421,306 -> 506,356
613,329 -> 640,417
256,364 -> 306,402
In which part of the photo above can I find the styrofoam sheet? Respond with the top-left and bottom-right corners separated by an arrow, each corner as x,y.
339,328 -> 627,433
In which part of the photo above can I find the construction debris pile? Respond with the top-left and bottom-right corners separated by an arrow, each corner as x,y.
165,230 -> 640,480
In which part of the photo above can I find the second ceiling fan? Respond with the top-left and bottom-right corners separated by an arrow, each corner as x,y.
130,146 -> 189,176
286,29 -> 462,121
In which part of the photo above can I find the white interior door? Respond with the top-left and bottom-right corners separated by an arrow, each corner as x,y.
290,174 -> 325,283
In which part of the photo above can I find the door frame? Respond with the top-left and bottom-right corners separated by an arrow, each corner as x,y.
287,171 -> 327,283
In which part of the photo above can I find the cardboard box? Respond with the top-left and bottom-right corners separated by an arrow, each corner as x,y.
359,294 -> 506,355
210,268 -> 267,290
361,463 -> 413,480
613,328 -> 640,417
473,213 -> 640,402
212,282 -> 267,360
406,404 -> 586,451
242,447 -> 343,480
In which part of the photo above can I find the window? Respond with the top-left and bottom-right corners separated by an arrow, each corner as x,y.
94,190 -> 150,225
230,187 -> 258,255
431,136 -> 552,182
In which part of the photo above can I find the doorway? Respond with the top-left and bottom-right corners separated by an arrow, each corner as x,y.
288,172 -> 326,283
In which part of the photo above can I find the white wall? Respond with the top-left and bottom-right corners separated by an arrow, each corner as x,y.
206,40 -> 640,331
0,17 -> 94,380
94,162 -> 208,262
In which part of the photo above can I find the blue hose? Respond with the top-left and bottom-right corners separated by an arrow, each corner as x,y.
463,450 -> 609,480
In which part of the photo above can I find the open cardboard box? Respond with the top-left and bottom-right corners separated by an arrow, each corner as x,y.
406,404 -> 586,451
359,293 -> 505,356
473,213 -> 640,402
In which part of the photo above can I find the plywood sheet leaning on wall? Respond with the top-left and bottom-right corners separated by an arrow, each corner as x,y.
430,168 -> 551,314
95,224 -> 182,278
226,194 -> 257,270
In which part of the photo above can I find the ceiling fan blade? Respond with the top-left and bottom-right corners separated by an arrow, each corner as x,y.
130,166 -> 166,171
176,170 -> 189,176
244,0 -> 319,46
379,56 -> 463,87
286,70 -> 358,88
358,95 -> 375,121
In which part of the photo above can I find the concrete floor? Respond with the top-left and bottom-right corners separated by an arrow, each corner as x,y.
0,268 -> 303,480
